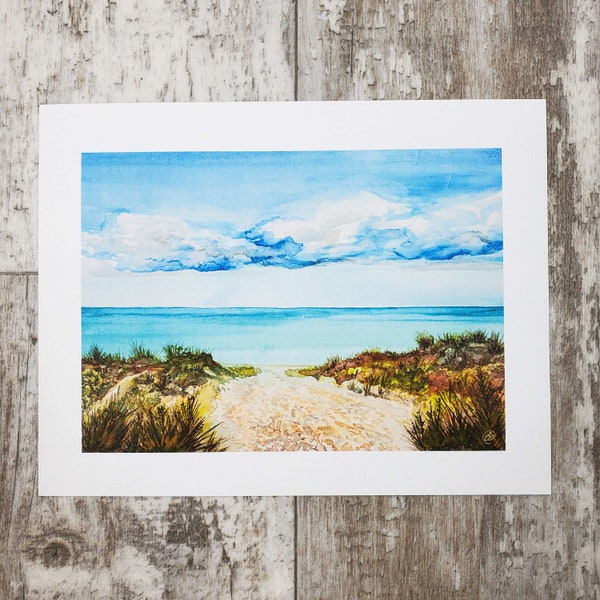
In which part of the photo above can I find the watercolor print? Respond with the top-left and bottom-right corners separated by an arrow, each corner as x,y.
81,149 -> 505,453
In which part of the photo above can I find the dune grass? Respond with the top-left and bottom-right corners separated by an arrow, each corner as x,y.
82,398 -> 133,452
82,343 -> 125,364
295,329 -> 505,451
419,329 -> 504,354
406,367 -> 505,451
81,342 -> 260,453
82,393 -> 225,453
83,332 -> 504,452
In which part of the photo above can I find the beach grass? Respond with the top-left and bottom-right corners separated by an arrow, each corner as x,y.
81,343 -> 259,453
82,331 -> 504,453
82,394 -> 225,452
406,367 -> 505,450
295,329 -> 505,451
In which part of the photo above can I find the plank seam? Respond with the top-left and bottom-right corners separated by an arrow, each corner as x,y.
0,272 -> 37,276
294,0 -> 299,101
294,495 -> 298,600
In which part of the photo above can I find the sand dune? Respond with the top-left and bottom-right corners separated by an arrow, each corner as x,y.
210,367 -> 416,452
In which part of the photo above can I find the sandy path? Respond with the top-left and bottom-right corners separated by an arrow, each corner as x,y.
211,367 -> 415,451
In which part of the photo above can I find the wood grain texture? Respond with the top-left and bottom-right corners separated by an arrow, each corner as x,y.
1,0 -> 598,597
0,0 -> 295,272
297,0 -> 599,598
0,1 -> 296,598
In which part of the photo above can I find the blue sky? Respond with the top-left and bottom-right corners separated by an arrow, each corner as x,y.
81,149 -> 503,306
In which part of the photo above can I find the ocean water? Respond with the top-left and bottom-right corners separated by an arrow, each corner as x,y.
82,306 -> 504,366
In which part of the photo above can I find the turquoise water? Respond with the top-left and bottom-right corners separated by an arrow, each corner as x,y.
82,306 -> 504,366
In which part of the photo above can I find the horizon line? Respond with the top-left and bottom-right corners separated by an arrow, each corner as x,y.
81,304 -> 504,310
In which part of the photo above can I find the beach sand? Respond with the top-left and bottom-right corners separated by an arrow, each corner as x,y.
210,367 -> 416,451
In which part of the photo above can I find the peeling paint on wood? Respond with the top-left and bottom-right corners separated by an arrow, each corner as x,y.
297,0 -> 599,598
1,0 -> 599,597
0,0 -> 295,271
0,0 -> 296,596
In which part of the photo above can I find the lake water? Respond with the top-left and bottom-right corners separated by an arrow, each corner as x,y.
82,306 -> 504,366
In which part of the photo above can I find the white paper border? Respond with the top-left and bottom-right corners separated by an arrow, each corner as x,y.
39,100 -> 550,496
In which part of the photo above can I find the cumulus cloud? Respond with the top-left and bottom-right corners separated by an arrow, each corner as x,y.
245,193 -> 411,265
82,212 -> 254,272
82,192 -> 503,273
367,192 -> 503,261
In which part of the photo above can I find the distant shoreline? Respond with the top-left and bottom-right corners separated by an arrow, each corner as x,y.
81,305 -> 505,310
82,306 -> 504,366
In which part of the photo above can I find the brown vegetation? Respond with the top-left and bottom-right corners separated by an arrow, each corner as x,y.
82,343 -> 257,452
297,330 -> 505,451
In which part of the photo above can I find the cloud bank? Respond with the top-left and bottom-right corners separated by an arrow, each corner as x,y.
82,192 -> 503,273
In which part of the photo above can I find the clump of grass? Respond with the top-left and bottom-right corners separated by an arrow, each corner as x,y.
128,341 -> 158,363
131,395 -> 225,452
358,358 -> 433,396
82,399 -> 132,452
465,329 -> 489,344
323,355 -> 342,371
83,344 -> 124,365
297,355 -> 342,380
437,332 -> 469,350
158,344 -> 227,391
388,358 -> 434,394
163,344 -> 212,365
82,394 -> 225,453
433,330 -> 504,354
406,368 -> 505,451
83,343 -> 105,363
485,331 -> 504,354
228,365 -> 259,378
415,331 -> 435,350
162,344 -> 227,375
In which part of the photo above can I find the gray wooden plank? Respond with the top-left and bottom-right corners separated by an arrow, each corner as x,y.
1,0 -> 297,596
0,275 -> 37,598
3,0 -> 598,597
1,275 -> 296,599
297,0 -> 599,598
0,0 -> 295,272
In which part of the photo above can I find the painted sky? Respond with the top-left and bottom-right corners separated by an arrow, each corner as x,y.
81,149 -> 503,307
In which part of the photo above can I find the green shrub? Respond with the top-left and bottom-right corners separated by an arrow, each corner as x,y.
390,359 -> 433,394
163,344 -> 211,364
82,368 -> 104,410
162,344 -> 226,378
229,365 -> 259,378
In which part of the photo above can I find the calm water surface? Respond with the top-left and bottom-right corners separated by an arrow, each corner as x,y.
82,306 -> 504,366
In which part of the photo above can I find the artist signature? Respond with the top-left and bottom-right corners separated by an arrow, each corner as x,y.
482,430 -> 497,445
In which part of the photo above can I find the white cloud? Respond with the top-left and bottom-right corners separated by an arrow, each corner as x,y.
82,212 -> 253,272
82,191 -> 503,273
253,193 -> 410,255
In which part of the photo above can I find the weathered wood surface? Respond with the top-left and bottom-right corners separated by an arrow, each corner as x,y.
297,0 -> 600,598
1,0 -> 598,598
1,1 -> 296,598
